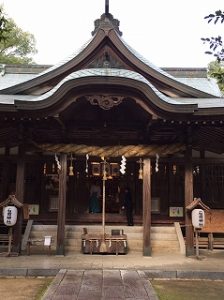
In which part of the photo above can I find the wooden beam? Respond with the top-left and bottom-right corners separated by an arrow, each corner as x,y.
143,158 -> 151,256
13,146 -> 25,253
185,145 -> 194,256
56,153 -> 67,255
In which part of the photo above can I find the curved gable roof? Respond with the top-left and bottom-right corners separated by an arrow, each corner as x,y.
0,13 -> 220,99
1,68 -> 224,118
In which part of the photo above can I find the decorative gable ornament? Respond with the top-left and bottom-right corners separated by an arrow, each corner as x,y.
87,95 -> 124,110
92,12 -> 122,36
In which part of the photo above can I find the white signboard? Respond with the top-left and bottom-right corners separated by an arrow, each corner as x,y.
169,207 -> 184,217
44,236 -> 52,246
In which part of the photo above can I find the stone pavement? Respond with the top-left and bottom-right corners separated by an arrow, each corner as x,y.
43,269 -> 159,300
1,250 -> 224,274
0,250 -> 224,299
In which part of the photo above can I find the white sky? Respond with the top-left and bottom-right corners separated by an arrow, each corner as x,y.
1,0 -> 224,67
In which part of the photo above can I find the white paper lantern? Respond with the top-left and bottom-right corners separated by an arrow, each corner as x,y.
192,209 -> 205,229
3,206 -> 18,226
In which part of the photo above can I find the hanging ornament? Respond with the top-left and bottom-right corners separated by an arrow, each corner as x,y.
138,158 -> 143,180
85,154 -> 89,174
120,155 -> 126,175
43,163 -> 47,175
55,153 -> 61,171
69,153 -> 74,176
102,159 -> 107,181
196,165 -> 200,174
172,164 -> 177,175
155,153 -> 159,173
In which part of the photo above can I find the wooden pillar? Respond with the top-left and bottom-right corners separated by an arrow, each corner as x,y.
167,162 -> 173,213
143,158 -> 151,256
0,147 -> 10,200
13,147 -> 25,253
185,145 -> 194,256
199,150 -> 205,199
56,153 -> 67,255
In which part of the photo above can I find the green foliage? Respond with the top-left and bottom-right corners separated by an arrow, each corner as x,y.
208,61 -> 224,94
0,6 -> 37,64
201,10 -> 224,62
0,7 -> 8,42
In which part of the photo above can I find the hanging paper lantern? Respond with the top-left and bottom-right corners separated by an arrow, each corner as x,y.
172,164 -> 177,175
138,168 -> 143,180
192,209 -> 205,229
69,165 -> 74,176
69,153 -> 74,176
3,206 -> 18,226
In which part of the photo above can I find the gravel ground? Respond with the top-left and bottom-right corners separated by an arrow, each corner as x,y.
0,277 -> 53,300
152,279 -> 224,300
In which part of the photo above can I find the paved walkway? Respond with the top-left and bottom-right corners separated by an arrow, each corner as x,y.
1,250 -> 224,273
42,269 -> 159,300
1,250 -> 224,299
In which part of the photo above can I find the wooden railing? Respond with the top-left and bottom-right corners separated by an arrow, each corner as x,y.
200,210 -> 224,250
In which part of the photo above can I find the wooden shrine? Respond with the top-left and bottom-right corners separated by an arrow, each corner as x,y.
0,1 -> 224,257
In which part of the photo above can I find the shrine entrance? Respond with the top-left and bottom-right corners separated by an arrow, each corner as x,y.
43,156 -> 143,221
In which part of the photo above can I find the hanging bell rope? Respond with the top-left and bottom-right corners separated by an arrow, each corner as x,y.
99,159 -> 107,253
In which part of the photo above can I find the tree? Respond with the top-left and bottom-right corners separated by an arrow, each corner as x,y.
0,6 -> 37,64
201,10 -> 224,62
201,10 -> 224,95
208,61 -> 224,94
0,7 -> 8,41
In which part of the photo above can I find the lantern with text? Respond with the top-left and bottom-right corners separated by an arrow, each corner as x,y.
3,206 -> 18,226
192,209 -> 205,229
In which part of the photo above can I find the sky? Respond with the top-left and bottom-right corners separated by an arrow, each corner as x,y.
1,0 -> 224,67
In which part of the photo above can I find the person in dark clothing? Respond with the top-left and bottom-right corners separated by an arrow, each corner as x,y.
122,187 -> 134,226
89,181 -> 101,213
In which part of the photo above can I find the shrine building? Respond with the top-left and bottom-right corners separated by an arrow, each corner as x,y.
0,2 -> 224,256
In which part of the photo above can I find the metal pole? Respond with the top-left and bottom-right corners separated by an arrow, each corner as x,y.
100,160 -> 107,252
105,0 -> 109,15
195,229 -> 199,259
102,162 -> 106,237
7,227 -> 13,255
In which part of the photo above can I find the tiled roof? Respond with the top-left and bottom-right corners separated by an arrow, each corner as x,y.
178,78 -> 222,97
1,68 -> 224,109
14,68 -> 182,104
0,64 -> 222,98
120,37 -> 222,97
0,73 -> 37,90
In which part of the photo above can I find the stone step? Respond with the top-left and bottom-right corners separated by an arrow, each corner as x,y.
62,231 -> 177,241
29,224 -> 181,254
30,225 -> 175,234
30,231 -> 177,240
